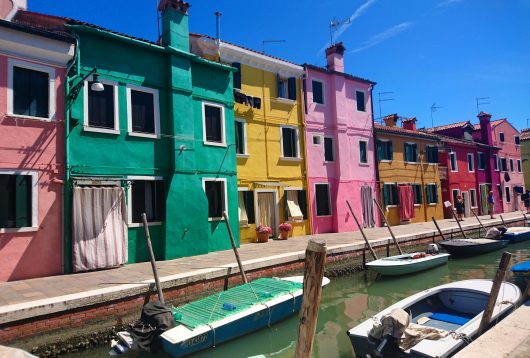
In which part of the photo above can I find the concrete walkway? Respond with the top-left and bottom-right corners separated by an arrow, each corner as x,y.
0,211 -> 526,324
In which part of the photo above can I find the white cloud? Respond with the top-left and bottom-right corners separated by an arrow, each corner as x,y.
350,22 -> 413,53
437,0 -> 464,8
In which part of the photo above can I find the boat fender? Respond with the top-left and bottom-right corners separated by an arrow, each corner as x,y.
222,303 -> 237,311
259,291 -> 272,298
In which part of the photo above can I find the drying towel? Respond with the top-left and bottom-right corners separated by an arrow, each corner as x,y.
398,185 -> 415,221
361,185 -> 376,227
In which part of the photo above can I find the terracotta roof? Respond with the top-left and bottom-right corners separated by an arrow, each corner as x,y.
374,124 -> 439,141
472,118 -> 506,131
520,128 -> 530,141
303,63 -> 376,85
423,121 -> 471,133
0,17 -> 74,43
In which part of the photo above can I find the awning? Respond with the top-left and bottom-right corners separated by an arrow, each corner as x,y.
254,181 -> 290,187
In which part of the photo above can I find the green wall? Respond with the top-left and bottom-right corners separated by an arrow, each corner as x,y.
522,139 -> 530,189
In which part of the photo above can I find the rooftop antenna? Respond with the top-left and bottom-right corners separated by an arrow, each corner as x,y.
430,103 -> 443,128
155,0 -> 161,40
527,118 -> 530,128
378,91 -> 395,123
476,97 -> 490,113
330,17 -> 352,45
262,39 -> 286,54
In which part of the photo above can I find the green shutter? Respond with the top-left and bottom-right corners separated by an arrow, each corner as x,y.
426,185 -> 431,204
412,144 -> 418,162
15,175 -> 30,227
393,185 -> 399,205
283,191 -> 288,221
404,143 -> 410,162
377,140 -> 383,160
383,184 -> 389,206
388,141 -> 393,160
433,185 -> 438,203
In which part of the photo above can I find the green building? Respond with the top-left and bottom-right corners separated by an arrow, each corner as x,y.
57,1 -> 237,271
521,129 -> 530,189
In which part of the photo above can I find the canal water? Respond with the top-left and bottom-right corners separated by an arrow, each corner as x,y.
66,241 -> 530,358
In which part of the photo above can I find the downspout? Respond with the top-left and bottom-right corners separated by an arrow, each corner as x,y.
420,144 -> 428,222
370,83 -> 381,226
299,74 -> 312,234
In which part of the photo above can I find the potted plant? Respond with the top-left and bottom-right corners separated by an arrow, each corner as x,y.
256,225 -> 272,243
278,223 -> 292,240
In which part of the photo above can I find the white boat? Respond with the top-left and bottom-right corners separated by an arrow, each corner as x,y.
366,252 -> 450,276
347,279 -> 521,358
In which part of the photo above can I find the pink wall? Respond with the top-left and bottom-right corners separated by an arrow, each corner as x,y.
0,55 -> 66,281
493,120 -> 524,212
305,66 -> 378,233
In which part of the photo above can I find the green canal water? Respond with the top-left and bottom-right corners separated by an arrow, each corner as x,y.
66,241 -> 530,358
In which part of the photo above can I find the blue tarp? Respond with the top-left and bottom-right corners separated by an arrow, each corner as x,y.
511,260 -> 530,273
429,312 -> 470,326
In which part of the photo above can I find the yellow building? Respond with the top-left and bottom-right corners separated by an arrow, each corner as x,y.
190,35 -> 310,243
375,115 -> 444,225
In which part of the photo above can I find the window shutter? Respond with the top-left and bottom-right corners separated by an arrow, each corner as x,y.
413,144 -> 418,162
426,185 -> 431,204
15,175 -> 30,228
287,77 -> 297,100
383,184 -> 389,206
393,185 -> 399,205
388,141 -> 393,160
418,185 -> 423,204
232,62 -> 241,89
283,192 -> 289,221
377,141 -> 383,160
404,143 -> 410,162
433,148 -> 439,163
245,192 -> 255,224
298,190 -> 307,219
277,74 -> 284,98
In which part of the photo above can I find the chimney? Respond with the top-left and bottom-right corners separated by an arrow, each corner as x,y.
158,0 -> 191,50
2,0 -> 26,20
325,42 -> 345,73
402,117 -> 417,131
477,111 -> 493,146
383,114 -> 398,127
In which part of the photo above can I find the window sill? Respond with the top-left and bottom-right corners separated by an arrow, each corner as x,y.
427,163 -> 438,166
7,113 -> 54,122
0,226 -> 39,233
208,217 -> 226,222
468,170 -> 475,173
405,161 -> 419,165
128,132 -> 159,139
273,97 -> 296,105
414,204 -> 421,207
204,141 -> 227,148
128,221 -> 162,228
280,157 -> 302,162
237,153 -> 249,159
315,214 -> 332,218
239,224 -> 251,228
286,219 -> 304,223
379,160 -> 392,163
386,205 -> 398,208
324,160 -> 335,164
84,126 -> 120,135
313,101 -> 325,106
428,203 -> 437,206
359,162 -> 370,166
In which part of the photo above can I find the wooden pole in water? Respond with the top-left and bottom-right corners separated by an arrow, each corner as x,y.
141,213 -> 164,304
500,214 -> 506,226
223,211 -> 248,284
450,208 -> 468,239
295,239 -> 327,358
470,208 -> 486,231
477,251 -> 512,336
431,217 -> 447,241
346,200 -> 378,260
373,199 -> 403,255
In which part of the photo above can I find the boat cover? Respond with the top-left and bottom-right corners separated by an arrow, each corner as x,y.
429,312 -> 471,325
172,278 -> 302,329
511,261 -> 530,273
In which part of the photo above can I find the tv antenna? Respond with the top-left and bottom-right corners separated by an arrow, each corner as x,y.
378,91 -> 395,123
330,17 -> 352,45
476,97 -> 490,113
430,103 -> 443,128
262,40 -> 286,54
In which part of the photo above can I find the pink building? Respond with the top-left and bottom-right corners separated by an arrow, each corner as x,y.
473,114 -> 524,212
303,43 -> 378,233
0,18 -> 74,281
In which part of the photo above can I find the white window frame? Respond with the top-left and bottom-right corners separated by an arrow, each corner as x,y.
469,188 -> 478,208
324,136 -> 335,163
314,183 -> 332,217
280,125 -> 301,161
359,139 -> 369,165
238,187 -> 251,227
202,177 -> 228,221
127,176 -> 164,227
311,78 -> 325,105
517,159 -> 522,173
451,188 -> 460,209
467,153 -> 474,172
426,183 -> 438,205
312,134 -> 322,146
355,89 -> 367,112
83,78 -> 120,134
404,141 -> 418,164
277,77 -> 288,99
235,118 -> 248,157
477,152 -> 485,170
7,58 -> 56,121
125,84 -> 160,139
493,154 -> 499,171
202,101 -> 226,147
0,169 -> 39,233
505,185 -> 511,203
449,151 -> 458,172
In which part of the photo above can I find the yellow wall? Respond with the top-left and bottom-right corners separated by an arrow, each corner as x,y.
376,132 -> 444,225
236,64 -> 310,243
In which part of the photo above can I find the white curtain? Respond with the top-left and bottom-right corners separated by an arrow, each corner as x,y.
286,190 -> 303,221
238,191 -> 248,226
258,192 -> 276,235
72,187 -> 128,272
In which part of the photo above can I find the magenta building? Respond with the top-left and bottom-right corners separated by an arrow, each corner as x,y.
0,18 -> 74,281
303,43 -> 378,233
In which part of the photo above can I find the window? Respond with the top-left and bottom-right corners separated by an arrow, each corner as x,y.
281,126 -> 299,158
510,159 -> 514,172
449,151 -> 458,171
499,132 -> 505,142
202,102 -> 225,146
411,184 -> 422,205
404,142 -> 418,163
277,76 -> 297,100
500,158 -> 508,172
315,183 -> 331,216
312,80 -> 324,104
493,154 -> 499,171
126,85 -> 159,138
284,189 -> 307,221
130,179 -> 165,224
383,184 -> 398,206
324,137 -> 334,162
467,153 -> 474,172
232,62 -> 241,90
84,79 -> 119,133
0,173 -> 37,230
497,184 -> 503,201
425,184 -> 438,204
505,186 -> 511,203
312,135 -> 322,145
515,136 -> 520,145
238,190 -> 254,226
477,152 -> 485,170
452,189 -> 460,206
518,159 -> 522,173
426,145 -> 439,164
235,119 -> 247,155
359,140 -> 368,164
8,59 -> 55,121
356,90 -> 366,112
470,189 -> 477,208
203,179 -> 227,220
377,140 -> 393,161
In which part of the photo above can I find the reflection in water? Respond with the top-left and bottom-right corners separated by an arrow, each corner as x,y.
65,242 -> 529,358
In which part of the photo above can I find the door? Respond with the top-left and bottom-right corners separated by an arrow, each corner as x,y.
462,191 -> 471,217
479,184 -> 489,215
257,192 -> 277,237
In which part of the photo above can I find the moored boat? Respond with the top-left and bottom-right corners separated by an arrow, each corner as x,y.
347,279 -> 521,358
438,238 -> 508,257
511,260 -> 530,287
366,252 -> 450,276
501,226 -> 530,243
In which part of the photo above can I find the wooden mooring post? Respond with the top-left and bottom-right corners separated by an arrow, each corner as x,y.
141,213 -> 164,303
295,239 -> 327,358
471,208 -> 486,232
374,198 -> 403,254
223,211 -> 248,284
432,217 -> 447,241
477,251 -> 512,335
346,200 -> 378,260
500,214 -> 506,226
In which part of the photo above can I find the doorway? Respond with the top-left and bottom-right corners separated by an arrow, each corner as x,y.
256,191 -> 278,237
462,191 -> 471,217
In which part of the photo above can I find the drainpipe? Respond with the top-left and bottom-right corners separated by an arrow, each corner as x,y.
299,74 -> 313,234
420,145 -> 428,222
369,83 -> 381,226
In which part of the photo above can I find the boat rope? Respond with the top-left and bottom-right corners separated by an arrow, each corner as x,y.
289,292 -> 296,312
449,331 -> 472,345
208,324 -> 216,347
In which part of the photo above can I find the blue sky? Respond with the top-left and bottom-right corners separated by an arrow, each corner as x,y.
30,0 -> 530,130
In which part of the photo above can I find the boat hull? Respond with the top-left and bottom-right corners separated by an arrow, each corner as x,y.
502,227 -> 530,243
366,253 -> 450,276
438,239 -> 508,257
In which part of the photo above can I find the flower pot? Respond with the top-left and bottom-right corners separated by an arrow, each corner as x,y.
279,230 -> 289,240
257,232 -> 269,243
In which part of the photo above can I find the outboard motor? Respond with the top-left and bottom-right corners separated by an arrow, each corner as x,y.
426,243 -> 439,254
367,308 -> 410,357
485,227 -> 502,240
